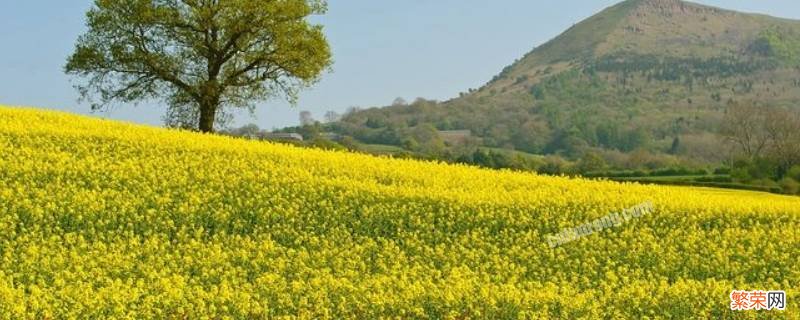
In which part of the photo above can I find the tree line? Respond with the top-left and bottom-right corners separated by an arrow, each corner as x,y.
720,102 -> 800,193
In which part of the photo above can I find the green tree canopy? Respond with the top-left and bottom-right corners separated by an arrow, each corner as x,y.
66,0 -> 332,132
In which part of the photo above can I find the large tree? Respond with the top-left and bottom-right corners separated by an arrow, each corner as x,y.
721,102 -> 800,178
720,102 -> 770,159
66,0 -> 332,133
764,107 -> 800,176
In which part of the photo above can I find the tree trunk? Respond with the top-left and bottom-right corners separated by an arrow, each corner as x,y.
198,103 -> 217,133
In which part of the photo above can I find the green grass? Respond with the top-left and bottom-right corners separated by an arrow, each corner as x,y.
356,143 -> 408,155
614,175 -> 725,182
480,147 -> 546,161
609,175 -> 785,194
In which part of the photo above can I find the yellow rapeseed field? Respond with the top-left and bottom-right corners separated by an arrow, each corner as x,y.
0,105 -> 798,319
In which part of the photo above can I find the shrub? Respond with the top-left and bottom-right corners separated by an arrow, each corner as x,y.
779,177 -> 800,195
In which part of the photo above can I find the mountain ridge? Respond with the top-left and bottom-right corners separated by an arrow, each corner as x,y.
479,0 -> 798,98
328,0 -> 800,169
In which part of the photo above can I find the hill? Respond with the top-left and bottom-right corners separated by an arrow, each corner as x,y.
329,0 -> 800,169
1,105 -> 799,318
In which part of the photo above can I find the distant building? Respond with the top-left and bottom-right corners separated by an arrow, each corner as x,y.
264,133 -> 304,142
437,130 -> 472,145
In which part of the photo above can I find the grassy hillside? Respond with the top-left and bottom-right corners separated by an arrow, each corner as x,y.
1,106 -> 798,318
331,0 -> 800,172
483,0 -> 800,95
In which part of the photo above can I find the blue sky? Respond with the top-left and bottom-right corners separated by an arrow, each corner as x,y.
1,1 -> 799,129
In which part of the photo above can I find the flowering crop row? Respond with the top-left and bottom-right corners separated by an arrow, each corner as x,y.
0,106 -> 798,319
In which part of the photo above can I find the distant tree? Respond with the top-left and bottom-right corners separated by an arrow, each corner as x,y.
721,103 -> 800,184
668,136 -> 681,155
338,136 -> 358,150
576,152 -> 607,173
412,97 -> 430,105
365,115 -> 387,129
627,149 -> 655,170
401,137 -> 419,151
472,150 -> 495,168
731,157 -> 777,182
392,97 -> 408,106
323,110 -> 341,123
486,124 -> 513,148
779,177 -> 800,194
763,107 -> 800,176
539,155 -> 571,175
407,98 -> 437,115
789,165 -> 800,182
622,127 -> 651,152
66,0 -> 332,133
412,123 -> 439,144
299,111 -> 315,126
531,85 -> 546,100
546,128 -> 588,157
596,122 -> 621,149
344,106 -> 361,116
297,121 -> 322,140
412,124 -> 445,156
513,119 -> 551,153
720,103 -> 770,159
230,123 -> 261,138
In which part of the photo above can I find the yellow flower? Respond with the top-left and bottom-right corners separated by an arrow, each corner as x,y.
0,105 -> 798,319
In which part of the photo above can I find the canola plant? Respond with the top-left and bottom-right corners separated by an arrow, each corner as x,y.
0,106 -> 797,319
